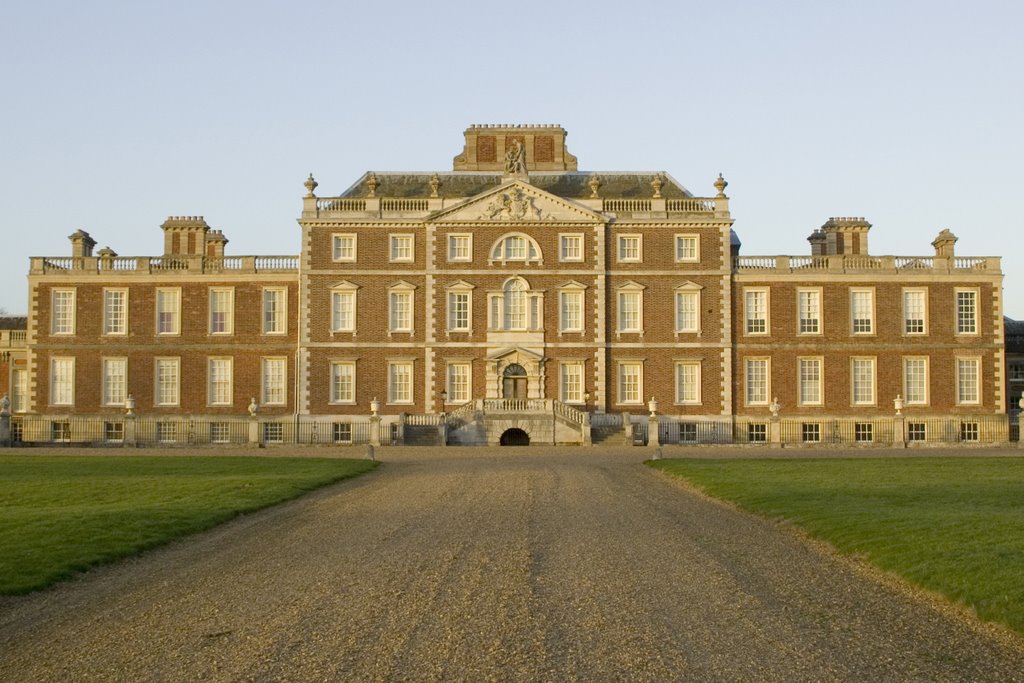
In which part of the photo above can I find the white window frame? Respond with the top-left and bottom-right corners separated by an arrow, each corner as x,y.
262,287 -> 287,335
560,361 -> 585,404
208,287 -> 234,335
956,357 -> 981,405
329,361 -> 356,404
955,288 -> 979,335
797,288 -> 821,336
616,283 -> 645,334
617,361 -> 644,405
675,283 -> 702,334
103,288 -> 128,336
798,357 -> 823,406
332,233 -> 357,262
674,360 -> 702,405
903,356 -> 929,406
207,357 -> 233,407
617,234 -> 643,263
558,287 -> 585,334
850,288 -> 875,335
447,289 -> 472,333
51,288 -> 76,336
389,234 -> 415,263
489,233 -> 542,264
446,362 -> 472,404
261,357 -> 287,406
674,234 -> 700,263
902,288 -> 928,336
155,288 -> 181,336
744,288 -> 769,336
559,234 -> 584,262
388,283 -> 416,334
745,357 -> 770,406
102,357 -> 128,407
154,357 -> 180,407
851,357 -> 876,406
50,357 -> 75,406
388,361 -> 414,405
330,282 -> 358,334
447,233 -> 472,262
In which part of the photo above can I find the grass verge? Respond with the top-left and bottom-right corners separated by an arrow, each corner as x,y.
0,455 -> 378,594
649,456 -> 1024,634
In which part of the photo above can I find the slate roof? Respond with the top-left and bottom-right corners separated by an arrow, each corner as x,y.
338,172 -> 694,200
0,316 -> 27,330
1005,317 -> 1024,353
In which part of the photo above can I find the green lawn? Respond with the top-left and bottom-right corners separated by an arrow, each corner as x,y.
0,455 -> 378,594
649,457 -> 1024,634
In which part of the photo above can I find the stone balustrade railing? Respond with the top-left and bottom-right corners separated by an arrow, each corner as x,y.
306,194 -> 721,219
31,255 -> 299,275
734,254 -> 999,274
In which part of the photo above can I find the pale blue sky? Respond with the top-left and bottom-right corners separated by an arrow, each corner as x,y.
2,1 -> 1022,316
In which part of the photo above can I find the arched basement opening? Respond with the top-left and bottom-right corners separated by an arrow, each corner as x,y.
499,428 -> 530,446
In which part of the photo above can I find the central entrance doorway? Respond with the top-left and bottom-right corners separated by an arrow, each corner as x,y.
502,363 -> 528,399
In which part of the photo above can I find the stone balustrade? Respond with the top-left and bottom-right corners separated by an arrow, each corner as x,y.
31,255 -> 299,275
734,254 -> 999,274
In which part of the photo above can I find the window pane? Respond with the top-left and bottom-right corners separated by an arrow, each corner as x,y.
745,359 -> 767,404
332,291 -> 354,332
904,358 -> 928,404
957,359 -> 979,403
102,358 -> 127,406
448,364 -> 470,403
904,290 -> 926,334
104,290 -> 126,335
676,291 -> 698,332
208,359 -> 232,405
389,364 -> 412,403
799,358 -> 821,404
331,363 -> 354,403
619,364 -> 641,403
155,359 -> 179,406
851,291 -> 873,334
957,291 -> 977,333
745,291 -> 766,334
852,358 -> 875,404
561,364 -> 583,403
798,291 -> 819,334
262,358 -> 286,405
676,362 -> 699,404
560,291 -> 582,332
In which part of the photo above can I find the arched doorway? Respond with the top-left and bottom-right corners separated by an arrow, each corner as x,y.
502,363 -> 528,399
500,428 -> 530,446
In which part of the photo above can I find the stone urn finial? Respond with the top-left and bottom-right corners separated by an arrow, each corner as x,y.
894,394 -> 904,415
714,173 -> 728,198
366,172 -> 378,198
651,173 -> 664,199
124,394 -> 135,416
429,173 -> 441,198
588,174 -> 601,198
648,396 -> 659,417
304,173 -> 318,197
370,397 -> 380,417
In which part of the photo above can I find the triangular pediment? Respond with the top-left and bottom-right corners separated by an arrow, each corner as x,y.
486,345 -> 545,362
430,180 -> 605,223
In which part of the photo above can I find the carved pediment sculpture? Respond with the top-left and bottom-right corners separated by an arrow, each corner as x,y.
480,187 -> 544,221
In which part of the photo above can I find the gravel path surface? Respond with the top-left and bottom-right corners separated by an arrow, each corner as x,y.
2,447 -> 1023,681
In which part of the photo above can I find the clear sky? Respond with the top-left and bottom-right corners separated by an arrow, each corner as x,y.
1,1 -> 1021,316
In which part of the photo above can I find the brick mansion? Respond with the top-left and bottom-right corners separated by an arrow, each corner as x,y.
13,125 -> 1008,446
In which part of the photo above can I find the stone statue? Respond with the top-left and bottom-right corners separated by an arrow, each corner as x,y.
248,397 -> 259,416
504,139 -> 527,175
0,394 -> 9,416
769,397 -> 780,417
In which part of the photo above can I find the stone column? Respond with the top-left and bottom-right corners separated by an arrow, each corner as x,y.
370,416 -> 381,447
769,416 -> 782,447
124,415 -> 137,448
893,414 -> 906,448
622,412 -> 633,446
248,418 -> 260,446
648,416 -> 660,447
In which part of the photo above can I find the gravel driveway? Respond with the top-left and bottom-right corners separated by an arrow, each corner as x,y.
1,447 -> 1022,681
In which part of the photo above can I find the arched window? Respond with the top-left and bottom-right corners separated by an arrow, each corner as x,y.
490,233 -> 542,263
504,279 -> 527,329
488,277 -> 544,332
